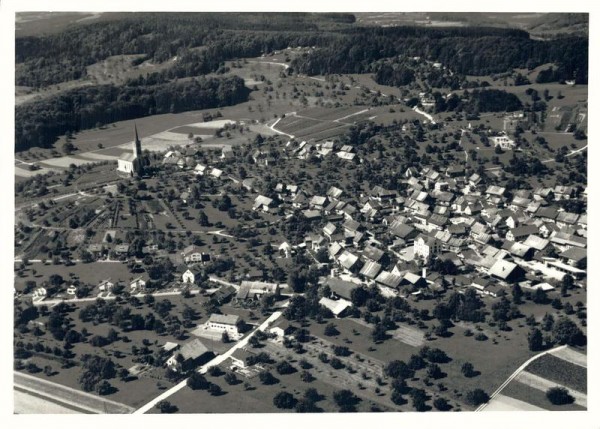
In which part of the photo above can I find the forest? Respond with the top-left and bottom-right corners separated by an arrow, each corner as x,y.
291,27 -> 588,84
15,76 -> 248,152
15,13 -> 349,88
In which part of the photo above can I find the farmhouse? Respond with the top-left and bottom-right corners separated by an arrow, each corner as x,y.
166,339 -> 212,372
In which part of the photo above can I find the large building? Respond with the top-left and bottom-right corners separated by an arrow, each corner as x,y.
117,124 -> 144,176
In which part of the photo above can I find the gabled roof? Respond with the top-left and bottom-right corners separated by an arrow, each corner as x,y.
375,271 -> 402,288
359,260 -> 382,279
556,211 -> 579,224
324,277 -> 359,300
523,235 -> 550,251
178,339 -> 210,361
208,313 -> 239,326
319,297 -> 352,316
489,259 -> 520,280
338,250 -> 360,270
559,247 -> 586,262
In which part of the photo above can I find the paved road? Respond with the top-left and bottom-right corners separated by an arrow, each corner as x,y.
133,309 -> 284,414
14,371 -> 134,414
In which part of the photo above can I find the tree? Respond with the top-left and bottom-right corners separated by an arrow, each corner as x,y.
333,389 -> 360,412
527,328 -> 544,352
427,363 -> 443,380
461,362 -> 476,377
433,397 -> 451,411
157,400 -> 177,413
258,370 -> 278,385
208,383 -> 223,396
385,360 -> 414,380
552,317 -> 586,346
96,380 -> 113,396
187,373 -> 210,390
224,372 -> 239,385
276,361 -> 296,375
391,389 -> 407,405
466,389 -> 489,406
273,391 -> 297,409
410,388 -> 428,412
546,387 -> 574,405
324,323 -> 339,336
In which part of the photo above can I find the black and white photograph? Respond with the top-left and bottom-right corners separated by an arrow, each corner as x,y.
2,1 -> 597,425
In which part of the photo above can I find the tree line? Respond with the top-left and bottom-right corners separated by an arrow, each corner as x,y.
15,76 -> 248,152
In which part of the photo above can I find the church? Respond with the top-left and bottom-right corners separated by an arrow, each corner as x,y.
117,124 -> 144,177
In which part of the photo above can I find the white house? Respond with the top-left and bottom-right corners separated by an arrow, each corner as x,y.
206,314 -> 240,338
491,135 -> 517,150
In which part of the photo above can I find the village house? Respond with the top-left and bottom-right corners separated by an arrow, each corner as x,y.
206,314 -> 241,338
182,266 -> 203,284
166,339 -> 212,372
236,281 -> 280,301
182,245 -> 210,264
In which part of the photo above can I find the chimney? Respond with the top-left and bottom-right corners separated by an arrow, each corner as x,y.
422,267 -> 427,278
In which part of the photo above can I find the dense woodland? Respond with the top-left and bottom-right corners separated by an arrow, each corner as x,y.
15,76 -> 247,151
15,13 -> 349,88
291,27 -> 588,84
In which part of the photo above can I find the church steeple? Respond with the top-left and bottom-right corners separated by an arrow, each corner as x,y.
132,123 -> 143,176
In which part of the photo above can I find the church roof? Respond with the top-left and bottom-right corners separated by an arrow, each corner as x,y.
119,152 -> 137,162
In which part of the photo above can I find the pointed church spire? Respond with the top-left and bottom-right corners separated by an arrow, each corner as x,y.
134,122 -> 140,144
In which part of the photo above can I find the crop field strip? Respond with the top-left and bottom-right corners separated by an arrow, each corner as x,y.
525,354 -> 587,393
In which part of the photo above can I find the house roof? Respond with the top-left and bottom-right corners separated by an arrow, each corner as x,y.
559,247 -> 586,262
523,235 -> 550,251
338,250 -> 360,270
208,313 -> 239,325
319,297 -> 352,316
179,339 -> 210,361
375,271 -> 403,288
359,260 -> 382,279
324,277 -> 359,300
362,245 -> 384,262
489,259 -> 520,280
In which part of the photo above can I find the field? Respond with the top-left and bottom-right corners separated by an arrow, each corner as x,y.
526,354 -> 587,393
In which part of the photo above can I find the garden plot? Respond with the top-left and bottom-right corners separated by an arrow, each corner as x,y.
389,324 -> 425,347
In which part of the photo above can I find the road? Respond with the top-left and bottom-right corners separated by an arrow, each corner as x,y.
133,309 -> 284,414
268,116 -> 295,139
476,344 -> 567,411
14,371 -> 134,414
